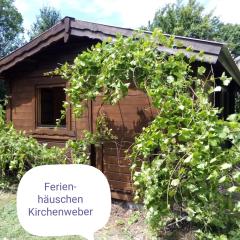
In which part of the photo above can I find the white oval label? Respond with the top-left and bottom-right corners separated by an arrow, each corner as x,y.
17,164 -> 111,240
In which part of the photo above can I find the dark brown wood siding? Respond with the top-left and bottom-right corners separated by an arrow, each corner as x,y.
6,37 -> 95,146
4,37 -> 151,201
92,89 -> 157,200
3,36 -> 233,201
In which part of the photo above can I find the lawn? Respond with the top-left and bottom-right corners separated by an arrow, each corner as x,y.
0,190 -> 149,240
0,190 -> 197,240
0,191 -> 83,240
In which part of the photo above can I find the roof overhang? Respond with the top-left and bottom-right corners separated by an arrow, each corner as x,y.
0,17 -> 239,84
219,46 -> 240,85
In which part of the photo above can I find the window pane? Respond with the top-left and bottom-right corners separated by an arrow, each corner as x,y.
39,87 -> 66,126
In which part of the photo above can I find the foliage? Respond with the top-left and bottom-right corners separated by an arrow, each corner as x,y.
148,0 -> 220,40
148,0 -> 240,56
0,193 -> 84,239
128,211 -> 141,225
67,114 -> 116,164
131,101 -> 240,237
0,0 -> 24,58
28,6 -> 61,40
0,104 -> 67,182
216,23 -> 240,56
0,101 -> 114,185
53,29 -> 240,238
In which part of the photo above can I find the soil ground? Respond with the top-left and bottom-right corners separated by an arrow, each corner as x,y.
0,190 -> 151,240
95,200 -> 150,240
0,190 -> 194,240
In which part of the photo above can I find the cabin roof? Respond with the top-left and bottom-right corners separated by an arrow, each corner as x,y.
0,16 -> 240,84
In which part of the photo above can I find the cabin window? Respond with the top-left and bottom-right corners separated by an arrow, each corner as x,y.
37,86 -> 66,127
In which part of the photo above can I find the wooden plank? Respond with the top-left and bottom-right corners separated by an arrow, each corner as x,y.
34,77 -> 66,85
96,145 -> 103,172
12,93 -> 33,99
13,126 -> 30,131
103,147 -> 127,157
13,119 -> 33,126
71,20 -> 133,36
127,88 -> 146,95
12,102 -> 33,108
93,99 -> 151,108
36,139 -> 66,148
32,134 -> 75,141
94,96 -> 151,107
11,109 -> 34,114
104,141 -> 133,149
105,171 -> 131,182
92,116 -> 154,124
93,112 -> 154,125
103,163 -> 130,174
12,86 -> 33,93
12,112 -> 33,119
75,119 -> 89,130
93,115 -> 154,124
93,104 -> 153,113
103,155 -> 131,165
33,128 -> 75,136
111,191 -> 134,201
12,117 -> 33,121
109,180 -> 132,192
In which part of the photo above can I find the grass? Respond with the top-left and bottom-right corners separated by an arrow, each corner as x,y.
0,191 -> 84,240
0,190 -> 196,240
0,189 -> 149,240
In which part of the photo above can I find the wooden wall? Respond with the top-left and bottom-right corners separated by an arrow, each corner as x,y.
3,36 -> 159,201
92,89 -> 157,200
6,37 -> 95,147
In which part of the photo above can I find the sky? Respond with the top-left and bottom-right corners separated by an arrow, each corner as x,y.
14,0 -> 240,35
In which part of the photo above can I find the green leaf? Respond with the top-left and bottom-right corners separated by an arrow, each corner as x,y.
223,79 -> 231,86
171,179 -> 180,187
227,114 -> 239,121
220,163 -> 232,170
178,105 -> 184,110
197,66 -> 206,75
167,76 -> 174,83
228,186 -> 238,193
220,72 -> 232,86
184,154 -> 192,163
218,176 -> 227,183
214,86 -> 221,92
233,171 -> 240,180
210,158 -> 217,163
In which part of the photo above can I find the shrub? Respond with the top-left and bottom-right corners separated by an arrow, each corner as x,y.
0,104 -> 67,183
0,104 -> 114,184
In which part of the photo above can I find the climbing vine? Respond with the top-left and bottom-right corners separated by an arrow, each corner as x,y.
52,29 -> 240,239
67,114 -> 116,164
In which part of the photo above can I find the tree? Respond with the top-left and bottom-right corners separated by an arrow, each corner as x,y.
0,0 -> 24,58
216,23 -> 240,56
148,0 -> 240,57
28,6 -> 61,40
148,0 -> 219,40
52,31 -> 240,238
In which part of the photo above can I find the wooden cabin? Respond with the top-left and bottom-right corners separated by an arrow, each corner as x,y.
1,17 -> 240,201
